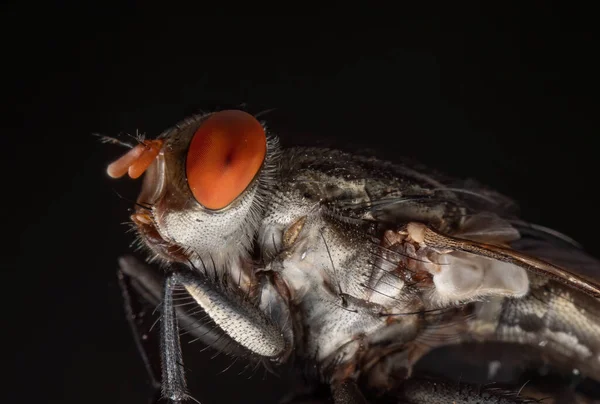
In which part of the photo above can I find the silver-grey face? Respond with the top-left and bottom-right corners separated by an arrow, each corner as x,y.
113,111 -> 600,403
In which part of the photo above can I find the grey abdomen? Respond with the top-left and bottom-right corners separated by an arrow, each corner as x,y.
470,279 -> 600,378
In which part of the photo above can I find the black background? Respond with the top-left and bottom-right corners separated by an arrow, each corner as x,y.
3,4 -> 599,404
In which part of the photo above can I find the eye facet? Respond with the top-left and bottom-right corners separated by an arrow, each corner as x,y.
185,110 -> 267,210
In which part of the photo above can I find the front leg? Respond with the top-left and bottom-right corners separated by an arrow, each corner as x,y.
162,269 -> 290,403
119,256 -> 250,357
172,270 -> 288,359
161,273 -> 188,402
119,256 -> 291,403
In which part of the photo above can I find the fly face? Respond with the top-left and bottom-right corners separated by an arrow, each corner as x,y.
107,109 -> 600,404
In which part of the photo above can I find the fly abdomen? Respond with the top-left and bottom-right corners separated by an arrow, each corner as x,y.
493,280 -> 600,377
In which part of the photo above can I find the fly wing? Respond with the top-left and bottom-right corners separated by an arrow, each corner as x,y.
510,222 -> 600,285
349,173 -> 600,301
357,183 -> 600,384
412,223 -> 600,300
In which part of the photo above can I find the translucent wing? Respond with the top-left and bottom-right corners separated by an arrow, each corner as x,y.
324,156 -> 600,300
411,222 -> 600,299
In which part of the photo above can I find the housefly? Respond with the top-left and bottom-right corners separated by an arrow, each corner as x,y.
106,110 -> 600,403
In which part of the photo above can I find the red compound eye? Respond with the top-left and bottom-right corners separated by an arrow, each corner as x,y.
185,110 -> 267,210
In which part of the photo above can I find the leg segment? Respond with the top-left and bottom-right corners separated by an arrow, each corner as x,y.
118,255 -> 247,355
117,265 -> 162,402
161,274 -> 188,402
174,271 -> 287,359
331,380 -> 369,404
398,379 -> 535,404
118,256 -> 289,403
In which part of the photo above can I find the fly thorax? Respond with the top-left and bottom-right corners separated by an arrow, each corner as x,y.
266,215 -> 386,365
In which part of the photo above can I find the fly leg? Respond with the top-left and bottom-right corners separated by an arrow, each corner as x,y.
397,379 -> 537,404
117,257 -> 190,403
119,256 -> 290,402
172,270 -> 288,360
161,272 -> 188,402
120,255 -> 288,359
118,256 -> 247,356
158,270 -> 289,402
117,256 -> 256,403
331,380 -> 369,404
117,258 -> 163,403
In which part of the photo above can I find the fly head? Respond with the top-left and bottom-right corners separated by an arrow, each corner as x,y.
107,110 -> 280,278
